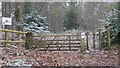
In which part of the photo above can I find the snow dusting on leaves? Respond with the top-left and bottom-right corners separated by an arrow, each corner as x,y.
17,11 -> 50,33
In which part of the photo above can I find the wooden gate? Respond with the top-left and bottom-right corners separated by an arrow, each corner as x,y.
26,30 -> 111,51
31,35 -> 81,51
0,29 -> 111,52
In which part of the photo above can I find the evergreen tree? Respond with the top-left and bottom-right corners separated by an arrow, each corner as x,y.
17,11 -> 49,33
63,2 -> 78,30
99,4 -> 120,45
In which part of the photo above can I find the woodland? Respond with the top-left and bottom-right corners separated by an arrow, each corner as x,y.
0,1 -> 120,67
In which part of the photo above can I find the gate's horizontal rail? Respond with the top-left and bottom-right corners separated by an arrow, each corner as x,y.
33,35 -> 81,37
32,45 -> 81,48
0,40 -> 26,43
36,49 -> 79,51
32,39 -> 81,41
33,43 -> 81,45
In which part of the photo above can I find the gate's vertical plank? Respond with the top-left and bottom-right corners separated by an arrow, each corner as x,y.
56,36 -> 59,50
43,36 -> 46,50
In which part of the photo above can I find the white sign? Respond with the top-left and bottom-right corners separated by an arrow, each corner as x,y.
2,17 -> 12,25
81,33 -> 86,38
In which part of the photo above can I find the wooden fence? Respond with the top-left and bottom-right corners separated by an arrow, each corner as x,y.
0,29 -> 27,53
0,29 -> 111,52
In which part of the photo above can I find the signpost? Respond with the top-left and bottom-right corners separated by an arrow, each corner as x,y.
2,17 -> 12,25
1,17 -> 12,53
81,33 -> 86,52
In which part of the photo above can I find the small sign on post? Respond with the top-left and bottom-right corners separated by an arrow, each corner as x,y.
81,33 -> 86,38
2,17 -> 12,25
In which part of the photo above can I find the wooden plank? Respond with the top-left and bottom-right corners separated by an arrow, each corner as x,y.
79,33 -> 81,51
0,40 -> 26,43
33,35 -> 81,37
58,36 -> 69,50
39,49 -> 79,51
107,29 -> 111,49
25,32 -> 33,49
33,43 -> 81,45
32,39 -> 80,41
69,36 -> 71,50
0,29 -> 27,34
99,31 -> 102,50
101,33 -> 104,49
5,32 -> 9,53
81,38 -> 85,52
32,46 -> 81,48
56,36 -> 59,49
86,32 -> 89,50
93,32 -> 95,49
45,36 -> 57,50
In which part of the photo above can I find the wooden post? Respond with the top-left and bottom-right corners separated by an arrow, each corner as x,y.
56,36 -> 59,50
25,32 -> 32,49
69,36 -> 71,50
93,32 -> 95,49
99,31 -> 104,50
86,32 -> 89,50
5,32 -> 9,53
99,31 -> 101,50
81,38 -> 85,52
81,32 -> 85,52
107,29 -> 111,49
79,33 -> 81,51
101,33 -> 104,49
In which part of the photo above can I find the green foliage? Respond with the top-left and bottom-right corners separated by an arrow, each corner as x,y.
17,11 -> 49,33
99,4 -> 120,45
63,3 -> 78,30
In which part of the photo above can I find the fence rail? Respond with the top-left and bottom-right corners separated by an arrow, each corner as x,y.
0,29 -> 27,34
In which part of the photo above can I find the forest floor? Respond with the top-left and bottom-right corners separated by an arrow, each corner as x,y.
0,43 -> 119,66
